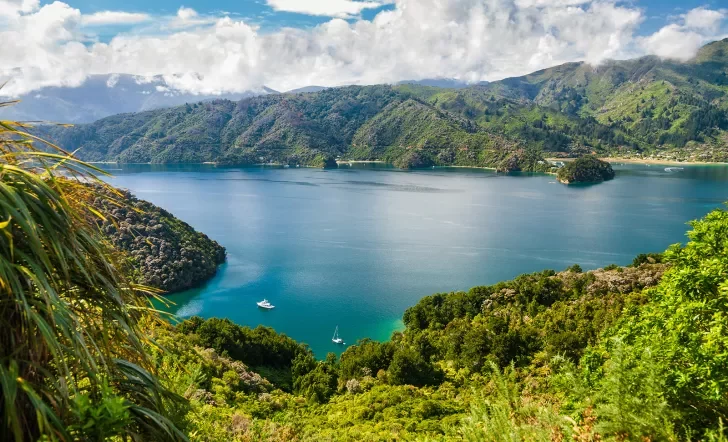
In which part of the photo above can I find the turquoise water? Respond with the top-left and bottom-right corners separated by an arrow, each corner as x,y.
105,163 -> 728,357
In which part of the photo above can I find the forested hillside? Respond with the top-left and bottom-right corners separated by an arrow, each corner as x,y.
38,86 -> 545,171
91,186 -> 226,292
453,38 -> 728,161
39,39 -> 728,169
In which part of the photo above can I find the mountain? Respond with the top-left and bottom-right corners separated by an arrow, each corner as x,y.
2,74 -> 277,123
285,86 -> 329,94
396,78 -> 473,89
33,39 -> 728,167
37,85 -> 542,171
285,79 -> 473,95
462,39 -> 728,160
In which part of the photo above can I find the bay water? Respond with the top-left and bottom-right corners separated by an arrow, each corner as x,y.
105,163 -> 728,357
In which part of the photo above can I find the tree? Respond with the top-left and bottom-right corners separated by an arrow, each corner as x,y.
294,353 -> 338,404
387,346 -> 443,386
594,206 -> 728,435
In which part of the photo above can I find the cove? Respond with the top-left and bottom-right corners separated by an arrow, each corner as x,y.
104,163 -> 728,357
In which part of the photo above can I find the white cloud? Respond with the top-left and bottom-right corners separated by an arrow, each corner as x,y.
177,6 -> 197,20
515,0 -> 588,8
0,1 -> 726,98
106,73 -> 120,87
639,7 -> 727,61
683,7 -> 726,32
266,0 -> 389,18
164,6 -> 217,29
81,11 -> 151,26
0,0 -> 39,17
639,24 -> 705,61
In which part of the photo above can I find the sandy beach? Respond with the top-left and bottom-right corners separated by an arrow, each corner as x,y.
547,157 -> 728,166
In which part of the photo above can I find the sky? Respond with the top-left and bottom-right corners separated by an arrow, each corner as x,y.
0,0 -> 727,96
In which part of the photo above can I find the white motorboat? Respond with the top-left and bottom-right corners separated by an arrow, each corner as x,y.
332,326 -> 344,345
257,299 -> 275,309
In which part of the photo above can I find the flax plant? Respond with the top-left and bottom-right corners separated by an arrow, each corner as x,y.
0,100 -> 186,441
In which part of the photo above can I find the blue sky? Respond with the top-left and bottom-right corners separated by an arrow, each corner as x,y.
46,0 -> 721,35
53,0 -> 396,32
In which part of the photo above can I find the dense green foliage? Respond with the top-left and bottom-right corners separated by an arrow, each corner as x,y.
176,317 -> 318,392
92,187 -> 226,292
39,39 -> 728,169
556,156 -> 616,183
0,107 -> 185,441
150,205 -> 728,441
140,259 -> 668,440
139,263 -> 667,441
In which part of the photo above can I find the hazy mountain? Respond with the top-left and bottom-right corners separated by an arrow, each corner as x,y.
285,86 -> 329,94
2,74 -> 277,123
396,78 -> 474,89
35,39 -> 728,168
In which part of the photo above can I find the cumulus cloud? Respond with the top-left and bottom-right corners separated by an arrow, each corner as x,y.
639,7 -> 727,61
81,11 -> 151,26
0,0 -> 38,16
683,7 -> 726,32
0,0 -> 726,97
164,6 -> 217,29
639,25 -> 705,61
266,0 -> 389,18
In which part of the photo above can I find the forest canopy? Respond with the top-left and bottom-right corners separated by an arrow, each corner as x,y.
557,155 -> 616,184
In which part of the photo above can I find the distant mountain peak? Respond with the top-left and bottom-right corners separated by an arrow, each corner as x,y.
395,78 -> 473,89
285,86 -> 328,94
3,73 -> 274,123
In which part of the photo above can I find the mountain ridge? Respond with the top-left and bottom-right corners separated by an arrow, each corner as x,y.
35,39 -> 728,168
2,73 -> 277,124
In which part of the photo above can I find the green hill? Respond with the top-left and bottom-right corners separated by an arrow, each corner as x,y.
92,186 -> 226,292
459,38 -> 728,160
38,39 -> 728,167
557,156 -> 616,184
40,85 -> 544,171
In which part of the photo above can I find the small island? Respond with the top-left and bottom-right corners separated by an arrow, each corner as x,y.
557,156 -> 616,184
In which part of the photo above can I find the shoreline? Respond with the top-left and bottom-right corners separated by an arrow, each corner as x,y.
91,158 -> 728,171
434,165 -> 497,171
605,157 -> 728,166
547,157 -> 728,166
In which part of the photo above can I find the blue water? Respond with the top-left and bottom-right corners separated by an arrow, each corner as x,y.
104,163 -> 728,357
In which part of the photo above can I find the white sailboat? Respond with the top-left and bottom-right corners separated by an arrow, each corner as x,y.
332,326 -> 344,345
257,299 -> 275,309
